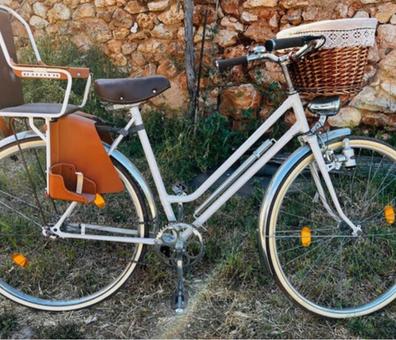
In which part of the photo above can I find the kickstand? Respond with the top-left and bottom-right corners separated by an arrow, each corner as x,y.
171,250 -> 188,314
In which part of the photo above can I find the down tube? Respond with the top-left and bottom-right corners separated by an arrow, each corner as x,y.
193,123 -> 302,227
168,95 -> 297,204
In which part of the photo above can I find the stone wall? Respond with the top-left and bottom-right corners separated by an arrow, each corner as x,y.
2,0 -> 396,130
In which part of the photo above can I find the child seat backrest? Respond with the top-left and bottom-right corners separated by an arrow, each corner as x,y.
0,10 -> 24,109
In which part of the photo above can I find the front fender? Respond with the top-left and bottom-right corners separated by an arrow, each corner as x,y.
258,128 -> 351,277
0,131 -> 158,225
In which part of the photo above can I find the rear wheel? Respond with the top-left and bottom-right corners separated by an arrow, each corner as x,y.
0,137 -> 149,311
265,137 -> 396,318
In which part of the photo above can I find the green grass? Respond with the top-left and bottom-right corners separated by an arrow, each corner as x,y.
354,126 -> 396,148
0,311 -> 18,338
347,315 -> 396,338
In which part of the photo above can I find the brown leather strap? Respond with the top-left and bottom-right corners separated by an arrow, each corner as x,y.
12,61 -> 90,80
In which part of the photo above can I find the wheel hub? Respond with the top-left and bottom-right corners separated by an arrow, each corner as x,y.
338,221 -> 362,237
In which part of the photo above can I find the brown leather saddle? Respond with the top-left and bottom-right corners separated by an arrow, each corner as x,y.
94,76 -> 170,105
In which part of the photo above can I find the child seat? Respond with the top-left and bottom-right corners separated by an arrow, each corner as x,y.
0,9 -> 24,136
49,113 -> 124,204
0,6 -> 123,203
0,6 -> 90,120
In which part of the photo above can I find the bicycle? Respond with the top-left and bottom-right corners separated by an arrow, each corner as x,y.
0,6 -> 394,319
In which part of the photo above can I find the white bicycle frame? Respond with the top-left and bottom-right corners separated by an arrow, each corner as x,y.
139,93 -> 308,224
50,89 -> 360,244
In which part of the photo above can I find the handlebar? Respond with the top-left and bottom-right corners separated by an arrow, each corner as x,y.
264,35 -> 323,52
215,35 -> 324,72
215,56 -> 248,72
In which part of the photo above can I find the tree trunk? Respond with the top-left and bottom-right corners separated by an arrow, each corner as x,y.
183,0 -> 197,119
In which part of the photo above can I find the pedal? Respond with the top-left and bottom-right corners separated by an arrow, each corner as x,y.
171,288 -> 189,314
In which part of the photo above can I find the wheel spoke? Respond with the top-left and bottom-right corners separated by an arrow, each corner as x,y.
267,139 -> 396,317
0,140 -> 147,311
0,198 -> 42,228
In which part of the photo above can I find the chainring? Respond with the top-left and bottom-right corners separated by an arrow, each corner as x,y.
155,223 -> 204,268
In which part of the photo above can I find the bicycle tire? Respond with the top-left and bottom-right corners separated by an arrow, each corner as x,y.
264,137 -> 396,318
0,136 -> 150,311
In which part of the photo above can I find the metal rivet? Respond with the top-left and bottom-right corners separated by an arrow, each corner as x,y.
152,89 -> 157,94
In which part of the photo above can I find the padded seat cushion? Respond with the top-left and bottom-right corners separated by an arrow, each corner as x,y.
0,103 -> 79,115
95,76 -> 170,104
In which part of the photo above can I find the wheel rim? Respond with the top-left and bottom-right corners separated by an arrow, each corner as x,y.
0,139 -> 145,310
268,139 -> 396,318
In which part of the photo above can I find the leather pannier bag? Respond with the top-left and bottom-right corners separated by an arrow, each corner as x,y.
48,113 -> 124,203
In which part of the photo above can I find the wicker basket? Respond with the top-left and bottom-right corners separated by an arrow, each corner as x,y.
277,19 -> 377,100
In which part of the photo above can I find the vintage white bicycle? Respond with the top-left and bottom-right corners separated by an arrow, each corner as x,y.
0,7 -> 394,318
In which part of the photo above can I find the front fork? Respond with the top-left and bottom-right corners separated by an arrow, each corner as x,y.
305,134 -> 362,236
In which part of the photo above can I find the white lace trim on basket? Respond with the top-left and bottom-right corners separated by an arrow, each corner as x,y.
277,18 -> 378,49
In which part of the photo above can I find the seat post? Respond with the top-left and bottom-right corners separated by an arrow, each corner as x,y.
130,105 -> 177,222
107,111 -> 136,155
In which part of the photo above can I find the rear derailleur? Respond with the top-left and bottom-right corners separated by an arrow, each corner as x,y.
155,223 -> 204,313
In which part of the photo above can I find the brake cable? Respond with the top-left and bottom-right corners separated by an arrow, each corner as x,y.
11,119 -> 47,227
22,119 -> 59,215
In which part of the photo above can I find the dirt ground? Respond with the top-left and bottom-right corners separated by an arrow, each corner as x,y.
1,195 -> 395,339
1,238 -> 395,339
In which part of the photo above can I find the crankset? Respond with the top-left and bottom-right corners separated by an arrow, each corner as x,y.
155,223 -> 204,268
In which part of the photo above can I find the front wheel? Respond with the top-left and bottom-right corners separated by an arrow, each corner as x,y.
0,136 -> 150,311
264,137 -> 396,318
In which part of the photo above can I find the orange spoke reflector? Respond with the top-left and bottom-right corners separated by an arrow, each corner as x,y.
11,253 -> 29,268
384,205 -> 395,224
94,194 -> 106,209
300,226 -> 312,247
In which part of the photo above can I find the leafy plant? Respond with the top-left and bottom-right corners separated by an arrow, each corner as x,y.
124,110 -> 264,185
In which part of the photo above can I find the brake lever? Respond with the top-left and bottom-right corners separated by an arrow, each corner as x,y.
247,46 -> 281,63
251,46 -> 266,54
